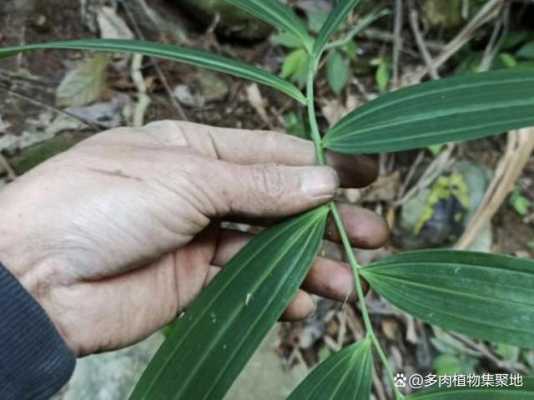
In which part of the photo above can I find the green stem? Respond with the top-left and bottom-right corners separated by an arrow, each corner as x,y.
306,57 -> 404,400
324,8 -> 391,51
331,205 -> 404,400
306,60 -> 326,166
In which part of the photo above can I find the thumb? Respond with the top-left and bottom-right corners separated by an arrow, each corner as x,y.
210,162 -> 339,218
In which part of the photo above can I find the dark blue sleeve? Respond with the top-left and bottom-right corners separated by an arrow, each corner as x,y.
0,262 -> 75,400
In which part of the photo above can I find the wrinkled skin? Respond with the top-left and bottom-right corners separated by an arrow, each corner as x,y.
0,121 -> 389,356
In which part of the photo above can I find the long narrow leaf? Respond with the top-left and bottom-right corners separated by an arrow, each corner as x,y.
409,378 -> 534,399
0,39 -> 306,104
323,69 -> 534,154
288,338 -> 373,400
224,0 -> 313,53
313,0 -> 361,56
361,250 -> 534,348
130,206 -> 329,400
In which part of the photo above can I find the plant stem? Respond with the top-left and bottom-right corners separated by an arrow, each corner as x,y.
306,60 -> 326,166
324,8 -> 391,51
306,57 -> 404,400
330,205 -> 403,400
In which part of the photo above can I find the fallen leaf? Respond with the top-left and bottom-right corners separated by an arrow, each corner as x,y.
361,171 -> 401,202
56,54 -> 110,108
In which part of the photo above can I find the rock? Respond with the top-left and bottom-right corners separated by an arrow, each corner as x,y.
196,71 -> 229,102
56,334 -> 164,400
52,327 -> 305,400
227,327 -> 307,400
178,0 -> 273,40
396,161 -> 492,250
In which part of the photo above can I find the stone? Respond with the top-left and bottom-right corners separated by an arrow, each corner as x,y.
56,333 -> 164,400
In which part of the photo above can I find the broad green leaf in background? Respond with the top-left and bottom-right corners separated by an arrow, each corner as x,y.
313,0 -> 361,56
375,59 -> 390,93
360,250 -> 534,348
224,0 -> 313,53
323,69 -> 534,154
281,48 -> 310,87
499,53 -> 519,68
130,206 -> 329,400
327,50 -> 349,94
288,338 -> 373,400
306,8 -> 330,34
0,39 -> 306,104
509,187 -> 531,216
432,353 -> 476,376
409,379 -> 534,399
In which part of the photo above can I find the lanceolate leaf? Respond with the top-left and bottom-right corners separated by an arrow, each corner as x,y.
361,251 -> 534,348
130,206 -> 329,400
327,50 -> 349,94
288,338 -> 373,400
409,379 -> 534,399
313,0 -> 361,56
0,39 -> 306,104
224,0 -> 313,53
323,69 -> 534,154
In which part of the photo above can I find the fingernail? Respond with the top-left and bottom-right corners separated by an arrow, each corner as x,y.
301,167 -> 339,199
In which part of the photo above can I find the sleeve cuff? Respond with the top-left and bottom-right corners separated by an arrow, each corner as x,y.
0,262 -> 75,400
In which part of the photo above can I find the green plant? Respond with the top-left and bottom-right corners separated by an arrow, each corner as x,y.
510,187 -> 531,217
273,5 -> 388,93
2,1 -> 534,399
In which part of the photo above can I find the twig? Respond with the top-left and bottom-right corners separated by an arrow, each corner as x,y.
0,68 -> 56,87
456,128 -> 534,250
408,2 -> 440,79
395,144 -> 456,207
130,53 -> 152,127
362,28 -> 445,52
479,4 -> 509,72
0,154 -> 16,180
412,0 -> 504,82
451,333 -> 529,374
373,372 -> 388,400
397,150 -> 425,199
0,84 -> 102,131
120,0 -> 188,121
392,0 -> 404,89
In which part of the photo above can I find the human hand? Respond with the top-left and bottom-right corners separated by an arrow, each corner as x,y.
0,121 -> 388,356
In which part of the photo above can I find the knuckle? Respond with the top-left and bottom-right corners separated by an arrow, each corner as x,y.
251,164 -> 288,199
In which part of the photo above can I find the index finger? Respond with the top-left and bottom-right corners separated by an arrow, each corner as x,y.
143,121 -> 378,188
